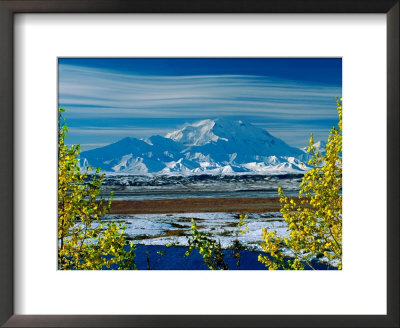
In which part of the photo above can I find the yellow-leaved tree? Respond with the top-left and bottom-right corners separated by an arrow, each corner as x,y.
258,98 -> 342,270
58,108 -> 136,270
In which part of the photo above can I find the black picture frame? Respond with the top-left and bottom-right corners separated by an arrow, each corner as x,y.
0,1 -> 398,327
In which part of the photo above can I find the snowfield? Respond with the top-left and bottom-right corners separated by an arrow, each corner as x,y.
103,211 -> 287,250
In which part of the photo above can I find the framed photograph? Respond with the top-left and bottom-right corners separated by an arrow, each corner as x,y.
0,1 -> 398,327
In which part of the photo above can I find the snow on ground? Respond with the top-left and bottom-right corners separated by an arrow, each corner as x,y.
102,211 -> 288,251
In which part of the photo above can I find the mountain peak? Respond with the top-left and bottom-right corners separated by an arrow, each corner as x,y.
165,117 -> 261,147
165,118 -> 221,146
165,117 -> 300,154
301,140 -> 326,153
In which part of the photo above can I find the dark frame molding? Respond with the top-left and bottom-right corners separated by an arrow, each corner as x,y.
0,1 -> 398,327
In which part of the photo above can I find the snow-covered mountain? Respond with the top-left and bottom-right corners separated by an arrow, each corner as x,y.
80,118 -> 313,175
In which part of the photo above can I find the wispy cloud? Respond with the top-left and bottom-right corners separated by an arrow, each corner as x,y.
59,62 -> 341,149
68,127 -> 171,137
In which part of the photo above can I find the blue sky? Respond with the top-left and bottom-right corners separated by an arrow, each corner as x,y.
58,58 -> 342,151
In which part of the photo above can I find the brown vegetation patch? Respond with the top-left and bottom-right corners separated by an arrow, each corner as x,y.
131,229 -> 187,241
110,197 -> 283,215
217,230 -> 233,237
225,221 -> 240,228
